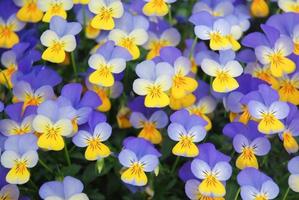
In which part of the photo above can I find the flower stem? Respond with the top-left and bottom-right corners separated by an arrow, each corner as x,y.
64,140 -> 72,166
234,188 -> 241,200
171,156 -> 180,174
168,5 -> 172,23
71,52 -> 78,81
189,37 -> 198,58
38,158 -> 53,174
282,187 -> 290,200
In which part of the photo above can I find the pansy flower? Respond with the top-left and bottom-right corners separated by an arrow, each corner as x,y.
190,13 -> 231,50
108,12 -> 149,59
1,134 -> 38,184
242,24 -> 295,77
247,85 -> 290,134
288,156 -> 299,192
237,168 -> 279,200
88,41 -> 131,87
180,143 -> 230,199
133,60 -> 172,108
0,184 -> 19,200
189,143 -> 232,197
73,122 -> 111,161
40,16 -> 82,63
168,109 -> 207,157
142,0 -> 176,17
130,109 -> 168,144
278,0 -> 299,13
37,0 -> 73,22
32,100 -> 73,151
88,0 -> 124,30
145,28 -> 181,60
0,13 -> 25,49
118,137 -> 161,186
223,121 -> 271,169
201,50 -> 243,93
278,104 -> 299,153
13,81 -> 55,111
0,103 -> 35,136
13,0 -> 43,22
39,176 -> 89,199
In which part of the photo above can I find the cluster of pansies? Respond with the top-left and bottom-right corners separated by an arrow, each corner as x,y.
0,0 -> 299,199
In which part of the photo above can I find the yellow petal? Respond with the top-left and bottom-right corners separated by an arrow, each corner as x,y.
236,151 -> 258,170
270,57 -> 295,77
199,177 -> 226,197
37,133 -> 65,151
172,141 -> 199,157
17,3 -> 43,22
85,142 -> 110,161
171,76 -> 198,99
212,75 -> 239,93
209,35 -> 230,51
6,165 -> 30,185
258,117 -> 285,134
89,70 -> 114,87
283,132 -> 299,153
42,47 -> 66,63
145,91 -> 170,108
138,127 -> 162,144
251,0 -> 269,18
143,1 -> 169,16
121,166 -> 147,186
0,30 -> 19,49
91,14 -> 114,30
42,9 -> 67,23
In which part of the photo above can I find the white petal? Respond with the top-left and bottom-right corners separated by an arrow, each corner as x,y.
21,150 -> 38,168
118,149 -> 137,168
133,79 -> 152,95
160,28 -> 181,46
88,54 -> 107,70
60,35 -> 76,52
191,159 -> 211,180
255,46 -> 273,65
130,29 -> 149,45
212,161 -> 232,181
269,101 -> 289,119
194,25 -> 211,40
201,58 -> 220,77
155,75 -> 172,91
248,101 -> 267,119
224,60 -> 243,77
54,119 -> 73,136
40,30 -> 59,47
1,151 -> 19,168
109,58 -> 126,73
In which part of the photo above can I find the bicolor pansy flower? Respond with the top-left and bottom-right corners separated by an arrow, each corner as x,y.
142,0 -> 176,17
201,51 -> 243,93
108,12 -> 149,59
88,41 -> 130,87
37,0 -> 73,22
288,156 -> 299,192
243,25 -> 295,77
144,27 -> 180,60
0,14 -> 25,49
191,158 -> 232,197
118,137 -> 161,186
73,122 -> 111,161
237,168 -> 279,200
248,100 -> 289,134
130,110 -> 168,144
168,110 -> 207,157
13,81 -> 55,111
133,60 -> 172,108
193,18 -> 231,51
225,121 -> 271,169
88,0 -> 124,30
40,16 -> 82,63
0,134 -> 38,184
32,100 -> 73,151
39,176 -> 89,199
13,0 -> 43,22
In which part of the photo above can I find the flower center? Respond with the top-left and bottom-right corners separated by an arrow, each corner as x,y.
281,81 -> 296,95
261,113 -> 276,125
51,41 -> 64,53
254,194 -> 267,200
87,138 -> 102,151
50,4 -> 63,14
173,73 -> 186,88
204,174 -> 218,187
120,37 -> 135,50
147,85 -> 163,99
97,65 -> 111,78
215,70 -> 230,83
241,147 -> 255,159
179,135 -> 193,148
209,32 -> 223,43
129,162 -> 144,177
45,126 -> 60,139
0,27 -> 12,38
99,7 -> 113,21
26,1 -> 38,11
14,160 -> 28,175
149,0 -> 166,8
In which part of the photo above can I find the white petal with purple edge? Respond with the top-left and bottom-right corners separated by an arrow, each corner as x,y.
155,62 -> 174,77
72,130 -> 92,147
195,25 -> 211,40
201,59 -> 220,77
149,110 -> 168,129
1,151 -> 19,168
248,101 -> 267,119
139,155 -> 159,172
118,149 -> 138,168
93,122 -> 112,141
213,19 -> 230,35
155,75 -> 172,91
255,46 -> 273,65
250,137 -> 271,156
224,60 -> 243,77
274,36 -> 293,56
88,54 -> 107,70
185,179 -> 201,200
269,101 -> 289,119
174,56 -> 191,76
240,185 -> 259,200
21,150 -> 38,168
13,81 -> 33,101
261,180 -> 279,199
135,60 -> 156,80
188,126 -> 206,142
212,161 -> 232,181
167,123 -> 186,141
191,159 -> 211,179
233,134 -> 249,153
